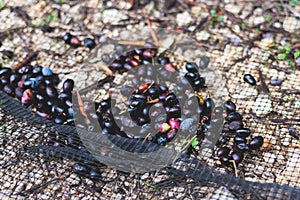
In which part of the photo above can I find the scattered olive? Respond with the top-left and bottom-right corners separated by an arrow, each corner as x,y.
224,100 -> 236,113
249,136 -> 264,150
217,146 -> 230,158
231,151 -> 244,164
83,38 -> 96,49
243,74 -> 256,85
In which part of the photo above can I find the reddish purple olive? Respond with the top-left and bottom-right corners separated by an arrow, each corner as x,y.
224,100 -> 236,113
142,49 -> 156,58
63,79 -> 74,93
249,136 -> 264,150
169,118 -> 180,130
217,146 -> 230,158
21,89 -> 34,105
231,151 -> 244,164
243,74 -> 256,85
70,37 -> 81,47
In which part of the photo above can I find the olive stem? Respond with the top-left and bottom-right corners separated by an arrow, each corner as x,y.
180,135 -> 197,152
229,160 -> 238,177
146,18 -> 159,46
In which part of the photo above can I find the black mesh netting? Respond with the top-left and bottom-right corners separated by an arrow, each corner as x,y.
1,0 -> 300,199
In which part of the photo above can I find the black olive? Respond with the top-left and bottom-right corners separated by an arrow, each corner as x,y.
193,77 -> 206,91
214,106 -> 223,116
18,65 -> 32,75
159,85 -> 168,93
225,112 -> 242,122
63,79 -> 74,93
58,92 -> 71,101
1,77 -> 9,85
165,93 -> 178,106
249,136 -> 264,150
234,136 -> 247,144
184,72 -> 197,81
243,74 -> 256,85
15,87 -> 23,99
110,61 -> 122,70
185,62 -> 198,73
148,85 -> 160,98
132,93 -> 146,100
40,25 -> 54,33
228,120 -> 243,131
199,56 -> 210,69
32,66 -> 43,74
35,93 -> 45,101
10,73 -> 21,85
89,168 -> 101,179
2,50 -> 14,60
160,57 -> 170,65
231,151 -> 244,164
224,100 -> 236,113
203,98 -> 214,115
236,143 -> 249,152
45,86 -> 58,98
236,128 -> 251,138
167,107 -> 181,119
72,163 -> 88,174
63,32 -> 73,44
0,67 -> 12,77
101,54 -> 111,64
3,85 -> 14,96
217,146 -> 230,158
83,38 -> 96,49
99,100 -> 110,111
114,44 -> 125,54
54,116 -> 64,124
217,134 -> 229,145
220,156 -> 231,167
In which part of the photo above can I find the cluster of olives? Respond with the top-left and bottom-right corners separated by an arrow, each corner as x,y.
216,100 -> 264,167
0,65 -> 75,126
63,32 -> 96,49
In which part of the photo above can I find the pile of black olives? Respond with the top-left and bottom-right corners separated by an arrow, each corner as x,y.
216,100 -> 264,167
0,65 -> 75,126
0,42 -> 265,171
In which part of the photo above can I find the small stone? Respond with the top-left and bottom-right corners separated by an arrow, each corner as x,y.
176,11 -> 193,27
199,56 -> 210,69
269,78 -> 283,86
253,16 -> 265,25
252,94 -> 273,116
180,118 -> 194,131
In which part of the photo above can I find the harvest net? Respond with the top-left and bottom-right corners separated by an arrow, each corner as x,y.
0,0 -> 300,199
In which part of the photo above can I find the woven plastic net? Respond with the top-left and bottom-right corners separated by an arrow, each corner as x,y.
1,0 -> 300,199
